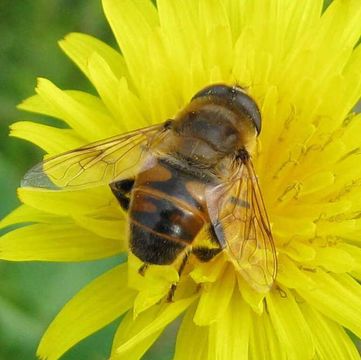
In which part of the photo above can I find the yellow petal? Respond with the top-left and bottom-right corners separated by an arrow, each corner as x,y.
114,296 -> 196,356
272,216 -> 316,245
7,195 -> 126,250
0,223 -> 121,261
157,0 -> 201,100
18,89 -> 118,140
158,0 -> 233,87
303,245 -> 355,273
267,288 -> 315,360
297,271 -> 361,337
17,187 -> 112,216
237,274 -> 265,315
278,200 -> 351,222
87,53 -> 124,123
249,310 -> 285,360
88,53 -> 148,130
320,0 -> 361,51
127,253 -> 179,316
316,218 -> 358,241
283,0 -> 323,53
128,252 -> 179,291
37,264 -> 135,360
10,121 -> 84,155
129,29 -> 180,123
0,205 -> 63,229
193,264 -> 235,326
208,291 -> 250,360
198,0 -> 233,78
300,303 -> 360,360
190,253 -> 226,283
73,207 -> 126,241
270,137 -> 344,203
279,0 -> 361,123
111,307 -> 163,360
174,304 -> 208,360
276,254 -> 316,291
298,171 -> 335,198
116,77 -> 150,130
223,0 -> 247,40
102,0 -> 158,88
338,243 -> 361,278
20,89 -> 109,118
279,240 -> 316,262
254,87 -> 280,160
34,78 -> 119,140
340,112 -> 361,152
59,32 -> 128,81
341,45 -> 361,117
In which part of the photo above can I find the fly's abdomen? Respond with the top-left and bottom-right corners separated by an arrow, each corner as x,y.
129,188 -> 205,265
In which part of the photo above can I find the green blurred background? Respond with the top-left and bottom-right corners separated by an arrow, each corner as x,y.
0,0 -> 358,359
0,1 -> 176,359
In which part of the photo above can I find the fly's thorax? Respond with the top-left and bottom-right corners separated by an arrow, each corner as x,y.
172,98 -> 257,165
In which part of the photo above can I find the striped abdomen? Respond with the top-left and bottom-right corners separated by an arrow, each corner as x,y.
129,159 -> 208,265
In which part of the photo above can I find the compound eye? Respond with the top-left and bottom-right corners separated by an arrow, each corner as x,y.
233,91 -> 262,135
192,84 -> 232,100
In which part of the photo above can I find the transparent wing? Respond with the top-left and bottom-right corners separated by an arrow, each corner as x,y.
206,158 -> 277,292
21,123 -> 167,190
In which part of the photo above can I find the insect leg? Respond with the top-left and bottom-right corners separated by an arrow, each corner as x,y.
109,178 -> 135,211
138,263 -> 149,276
167,249 -> 191,302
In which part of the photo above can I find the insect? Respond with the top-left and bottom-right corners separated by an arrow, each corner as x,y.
22,84 -> 277,297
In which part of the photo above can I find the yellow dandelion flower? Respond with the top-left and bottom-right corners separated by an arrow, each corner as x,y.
1,0 -> 361,359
